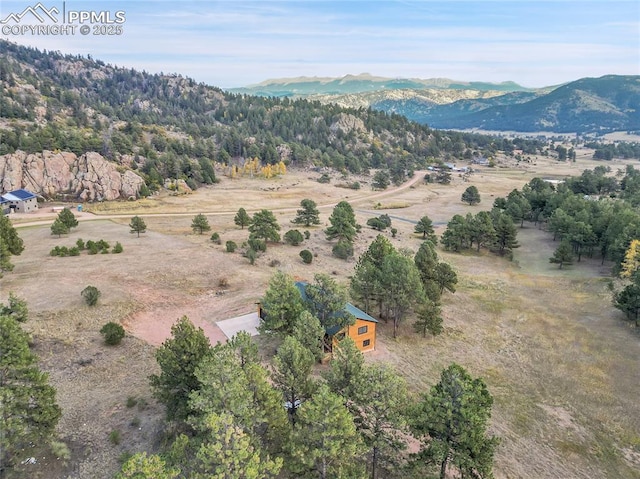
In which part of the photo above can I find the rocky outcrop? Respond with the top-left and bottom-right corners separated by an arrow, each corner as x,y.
0,150 -> 145,201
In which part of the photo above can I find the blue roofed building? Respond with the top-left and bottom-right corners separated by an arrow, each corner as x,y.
1,189 -> 38,213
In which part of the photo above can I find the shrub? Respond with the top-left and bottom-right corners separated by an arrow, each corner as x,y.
284,229 -> 304,246
50,440 -> 71,462
248,237 -> 266,252
130,417 -> 141,428
211,232 -> 221,244
332,239 -> 354,260
81,285 -> 101,306
318,173 -> 331,184
97,239 -> 110,251
300,249 -> 313,264
76,238 -> 85,250
391,227 -> 398,238
87,240 -> 99,255
218,277 -> 229,288
69,246 -> 81,256
50,246 -> 60,256
109,429 -> 121,445
246,248 -> 257,265
126,396 -> 138,408
304,230 -> 310,240
269,259 -> 281,267
225,240 -> 237,253
58,246 -> 69,257
112,242 -> 123,254
100,321 -> 125,345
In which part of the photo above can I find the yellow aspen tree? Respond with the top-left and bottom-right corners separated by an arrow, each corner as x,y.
621,239 -> 640,278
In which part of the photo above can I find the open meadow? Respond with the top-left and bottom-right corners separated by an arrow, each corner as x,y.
3,152 -> 640,479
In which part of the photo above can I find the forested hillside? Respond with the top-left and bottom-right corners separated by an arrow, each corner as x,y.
0,40 -> 543,193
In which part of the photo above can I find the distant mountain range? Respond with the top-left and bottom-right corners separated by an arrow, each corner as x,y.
230,74 -> 640,134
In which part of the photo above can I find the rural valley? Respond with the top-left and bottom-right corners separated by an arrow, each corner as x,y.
1,40 -> 640,479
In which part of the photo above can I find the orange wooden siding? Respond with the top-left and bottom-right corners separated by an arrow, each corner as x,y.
345,318 -> 376,352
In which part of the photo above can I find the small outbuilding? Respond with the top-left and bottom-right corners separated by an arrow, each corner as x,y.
1,189 -> 38,213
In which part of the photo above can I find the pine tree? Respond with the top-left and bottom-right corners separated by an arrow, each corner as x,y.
550,240 -> 574,269
258,271 -> 305,336
57,208 -> 79,229
234,207 -> 251,229
249,209 -> 281,244
461,185 -> 481,205
325,201 -> 357,242
289,385 -> 363,479
50,218 -> 69,237
191,213 -> 211,234
129,216 -> 147,237
150,316 -> 212,421
414,215 -> 437,242
0,314 -> 62,468
272,336 -> 316,424
292,199 -> 321,227
414,300 -> 443,337
412,364 -> 499,479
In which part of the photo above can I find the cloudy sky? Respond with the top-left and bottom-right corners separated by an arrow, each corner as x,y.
1,0 -> 638,88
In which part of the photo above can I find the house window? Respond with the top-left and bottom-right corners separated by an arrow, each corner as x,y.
357,325 -> 368,335
363,339 -> 371,347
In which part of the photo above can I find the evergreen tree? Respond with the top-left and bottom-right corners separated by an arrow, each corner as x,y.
325,201 -> 358,242
289,385 -> 363,479
292,311 -> 325,362
57,208 -> 78,229
380,252 -> 425,338
614,279 -> 640,327
468,211 -> 496,252
433,262 -> 457,295
414,215 -> 437,242
549,240 -> 574,269
372,170 -> 391,190
50,218 -> 69,237
189,340 -> 289,455
129,216 -> 147,237
414,240 -> 441,303
492,212 -> 519,256
352,364 -> 409,479
189,413 -> 282,479
283,229 -> 304,246
440,215 -> 470,252
304,273 -> 352,330
292,199 -> 321,227
150,316 -> 212,421
0,314 -> 62,468
351,235 -> 395,314
234,207 -> 251,229
461,185 -> 481,205
191,213 -> 211,234
249,209 -> 281,244
1,292 -> 28,323
272,336 -> 316,424
412,364 -> 499,479
414,300 -> 443,337
323,337 -> 365,400
258,271 -> 305,336
116,452 -> 179,479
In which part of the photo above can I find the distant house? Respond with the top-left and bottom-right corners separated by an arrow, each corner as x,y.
1,189 -> 38,213
257,281 -> 378,353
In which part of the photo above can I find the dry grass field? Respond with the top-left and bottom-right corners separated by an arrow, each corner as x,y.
3,152 -> 640,478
